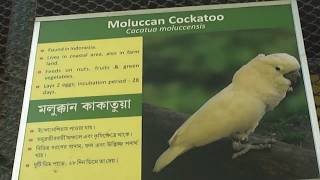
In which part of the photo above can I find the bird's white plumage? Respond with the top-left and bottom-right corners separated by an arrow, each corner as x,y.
153,53 -> 300,172
170,84 -> 266,147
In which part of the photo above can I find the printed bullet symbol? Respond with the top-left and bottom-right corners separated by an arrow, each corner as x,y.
28,147 -> 32,151
26,164 -> 30,168
40,49 -> 44,52
30,130 -> 34,133
38,70 -> 41,74
36,85 -> 40,88
40,57 -> 43,60
28,139 -> 33,142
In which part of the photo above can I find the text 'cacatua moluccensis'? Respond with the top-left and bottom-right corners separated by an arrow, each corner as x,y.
153,53 -> 300,172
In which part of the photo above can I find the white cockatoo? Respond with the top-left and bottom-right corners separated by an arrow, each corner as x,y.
153,53 -> 301,172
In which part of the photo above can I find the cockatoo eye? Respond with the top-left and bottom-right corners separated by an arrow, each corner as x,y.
275,66 -> 281,71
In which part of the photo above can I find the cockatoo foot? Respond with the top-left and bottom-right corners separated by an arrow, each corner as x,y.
231,132 -> 249,144
232,138 -> 276,159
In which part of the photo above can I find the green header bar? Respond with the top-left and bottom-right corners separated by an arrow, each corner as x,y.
38,4 -> 294,43
28,94 -> 141,122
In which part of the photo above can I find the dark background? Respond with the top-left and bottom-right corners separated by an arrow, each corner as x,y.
0,0 -> 319,179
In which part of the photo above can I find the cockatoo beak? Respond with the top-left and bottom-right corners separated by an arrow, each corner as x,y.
284,70 -> 300,91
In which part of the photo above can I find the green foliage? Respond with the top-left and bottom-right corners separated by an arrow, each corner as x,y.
143,28 -> 308,119
257,115 -> 310,145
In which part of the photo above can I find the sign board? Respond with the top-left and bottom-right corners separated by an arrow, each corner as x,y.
12,0 -> 320,179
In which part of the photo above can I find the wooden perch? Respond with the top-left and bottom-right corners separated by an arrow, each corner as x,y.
142,103 -> 319,180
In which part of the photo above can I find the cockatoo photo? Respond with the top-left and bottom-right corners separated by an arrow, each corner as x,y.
153,53 -> 301,172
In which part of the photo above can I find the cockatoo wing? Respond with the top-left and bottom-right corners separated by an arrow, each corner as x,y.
169,84 -> 266,148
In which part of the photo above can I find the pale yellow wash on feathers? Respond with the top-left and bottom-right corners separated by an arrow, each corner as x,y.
153,53 -> 300,172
